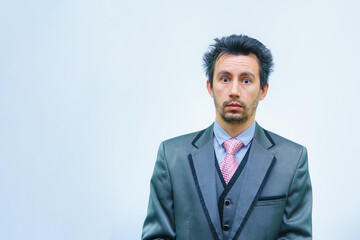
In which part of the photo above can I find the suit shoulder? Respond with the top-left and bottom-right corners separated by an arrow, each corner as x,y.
262,128 -> 308,170
155,128 -> 208,161
162,129 -> 205,148
264,128 -> 306,151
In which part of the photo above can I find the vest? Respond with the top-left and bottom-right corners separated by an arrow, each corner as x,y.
215,148 -> 251,240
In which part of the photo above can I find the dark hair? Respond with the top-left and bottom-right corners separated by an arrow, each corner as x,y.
203,34 -> 273,89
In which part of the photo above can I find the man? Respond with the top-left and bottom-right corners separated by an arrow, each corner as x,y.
142,34 -> 312,240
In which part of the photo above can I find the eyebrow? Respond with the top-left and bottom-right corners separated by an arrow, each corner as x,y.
216,70 -> 255,79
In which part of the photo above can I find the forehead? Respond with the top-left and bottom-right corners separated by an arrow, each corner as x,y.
214,53 -> 260,77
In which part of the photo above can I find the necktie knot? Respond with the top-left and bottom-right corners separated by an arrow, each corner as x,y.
223,138 -> 244,155
220,138 -> 244,184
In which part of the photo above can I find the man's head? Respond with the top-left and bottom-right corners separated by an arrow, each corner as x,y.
203,34 -> 273,90
203,35 -> 273,131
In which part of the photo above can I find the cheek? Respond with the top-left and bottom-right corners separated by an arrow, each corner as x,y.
214,87 -> 227,98
243,90 -> 260,104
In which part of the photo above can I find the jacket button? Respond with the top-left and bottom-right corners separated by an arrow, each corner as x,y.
224,199 -> 231,206
223,225 -> 230,231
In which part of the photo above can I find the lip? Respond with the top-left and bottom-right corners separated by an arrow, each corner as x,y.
225,103 -> 243,110
226,102 -> 243,107
226,106 -> 242,110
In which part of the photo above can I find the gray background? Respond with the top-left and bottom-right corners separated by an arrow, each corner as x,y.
1,0 -> 359,239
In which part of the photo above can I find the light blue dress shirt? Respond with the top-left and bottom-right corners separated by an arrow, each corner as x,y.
213,120 -> 256,166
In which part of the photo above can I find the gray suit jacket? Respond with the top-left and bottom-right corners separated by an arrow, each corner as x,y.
142,123 -> 312,240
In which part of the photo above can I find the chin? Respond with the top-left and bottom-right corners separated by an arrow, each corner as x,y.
222,113 -> 248,123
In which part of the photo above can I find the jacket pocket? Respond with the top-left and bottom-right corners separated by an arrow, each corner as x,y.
256,195 -> 286,207
258,194 -> 286,201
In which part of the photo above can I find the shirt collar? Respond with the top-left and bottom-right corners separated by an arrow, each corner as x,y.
213,120 -> 256,147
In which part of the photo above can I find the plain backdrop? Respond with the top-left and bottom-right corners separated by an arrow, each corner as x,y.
1,0 -> 360,239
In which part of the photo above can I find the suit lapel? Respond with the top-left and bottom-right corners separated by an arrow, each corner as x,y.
188,124 -> 223,240
230,123 -> 276,239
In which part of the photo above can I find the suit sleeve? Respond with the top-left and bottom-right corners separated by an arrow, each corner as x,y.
142,142 -> 176,240
278,147 -> 312,240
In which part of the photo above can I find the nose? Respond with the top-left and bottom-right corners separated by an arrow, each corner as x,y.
229,80 -> 240,98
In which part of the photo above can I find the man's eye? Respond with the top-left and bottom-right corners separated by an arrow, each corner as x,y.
221,77 -> 230,83
243,78 -> 251,84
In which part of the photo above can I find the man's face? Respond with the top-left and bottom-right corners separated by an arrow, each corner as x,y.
207,53 -> 268,125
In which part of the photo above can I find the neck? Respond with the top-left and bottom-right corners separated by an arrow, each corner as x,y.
216,116 -> 255,138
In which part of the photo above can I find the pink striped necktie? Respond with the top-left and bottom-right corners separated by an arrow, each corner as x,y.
220,138 -> 244,184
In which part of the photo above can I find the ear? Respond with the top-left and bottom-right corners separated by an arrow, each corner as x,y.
207,80 -> 214,98
259,83 -> 269,101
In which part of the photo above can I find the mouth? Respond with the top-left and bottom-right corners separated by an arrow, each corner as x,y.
225,102 -> 244,110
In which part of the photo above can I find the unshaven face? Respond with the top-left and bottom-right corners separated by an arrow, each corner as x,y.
207,53 -> 268,125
